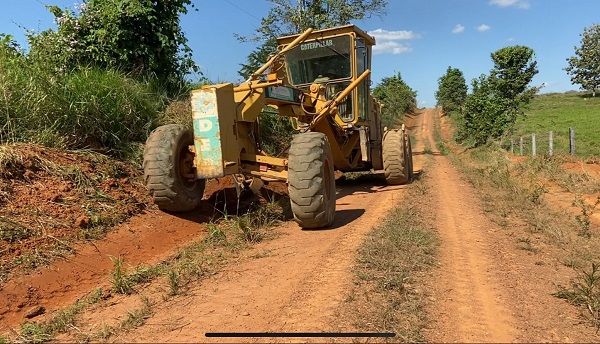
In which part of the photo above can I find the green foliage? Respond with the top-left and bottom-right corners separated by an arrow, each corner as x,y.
435,66 -> 467,113
566,24 -> 600,97
259,108 -> 295,156
514,92 -> 600,157
30,0 -> 197,95
372,73 -> 417,128
459,46 -> 538,146
0,36 -> 165,152
238,0 -> 387,78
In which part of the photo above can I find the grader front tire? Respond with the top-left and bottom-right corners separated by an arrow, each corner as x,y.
288,132 -> 336,229
143,124 -> 205,212
383,129 -> 410,185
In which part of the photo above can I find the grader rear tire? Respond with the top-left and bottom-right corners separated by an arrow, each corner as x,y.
143,124 -> 205,212
383,129 -> 410,185
288,132 -> 336,229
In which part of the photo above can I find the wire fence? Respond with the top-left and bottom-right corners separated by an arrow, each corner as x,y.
504,128 -> 577,157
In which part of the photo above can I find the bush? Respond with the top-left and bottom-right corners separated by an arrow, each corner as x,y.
458,46 -> 538,146
372,73 -> 417,128
0,36 -> 165,153
436,66 -> 467,113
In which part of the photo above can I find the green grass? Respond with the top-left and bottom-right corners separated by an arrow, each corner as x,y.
514,92 -> 600,157
341,168 -> 437,342
18,288 -> 104,343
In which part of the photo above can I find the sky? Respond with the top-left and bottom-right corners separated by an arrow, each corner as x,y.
1,0 -> 599,107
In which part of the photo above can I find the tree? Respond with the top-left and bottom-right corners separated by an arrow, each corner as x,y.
238,0 -> 387,78
566,24 -> 600,97
459,46 -> 538,146
28,0 -> 197,95
435,66 -> 467,113
372,73 -> 417,128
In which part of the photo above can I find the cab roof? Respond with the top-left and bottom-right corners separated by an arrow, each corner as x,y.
276,24 -> 376,46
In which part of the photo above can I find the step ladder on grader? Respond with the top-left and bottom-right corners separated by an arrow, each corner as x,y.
143,24 -> 413,229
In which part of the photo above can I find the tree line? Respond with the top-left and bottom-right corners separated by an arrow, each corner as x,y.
436,23 -> 599,147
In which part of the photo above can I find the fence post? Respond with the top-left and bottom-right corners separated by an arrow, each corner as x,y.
548,131 -> 553,157
569,127 -> 576,155
519,136 -> 524,156
532,133 -> 537,157
510,139 -> 514,154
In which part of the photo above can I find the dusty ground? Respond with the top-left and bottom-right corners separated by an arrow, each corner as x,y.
424,108 -> 599,342
2,109 -> 600,342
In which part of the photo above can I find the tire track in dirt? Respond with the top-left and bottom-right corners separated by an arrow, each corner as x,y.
416,109 -> 517,342
105,180 -> 408,342
424,108 -> 600,342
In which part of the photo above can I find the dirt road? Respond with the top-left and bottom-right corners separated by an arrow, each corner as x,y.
109,182 -> 407,341
420,108 -> 598,342
4,108 -> 600,342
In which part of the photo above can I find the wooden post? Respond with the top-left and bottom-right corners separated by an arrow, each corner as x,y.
532,133 -> 537,157
569,127 -> 576,155
519,137 -> 524,156
510,139 -> 514,154
548,131 -> 553,157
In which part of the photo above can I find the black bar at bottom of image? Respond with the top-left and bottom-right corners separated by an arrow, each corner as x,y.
205,332 -> 395,338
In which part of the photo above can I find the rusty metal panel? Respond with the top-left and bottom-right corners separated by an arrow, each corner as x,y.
191,84 -> 238,179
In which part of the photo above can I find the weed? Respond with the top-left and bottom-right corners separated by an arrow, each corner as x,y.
111,256 -> 133,295
516,237 -> 538,253
93,296 -> 153,341
343,175 -> 437,342
204,223 -> 226,245
573,196 -> 600,238
555,263 -> 600,329
17,288 -> 104,342
167,270 -> 181,296
0,216 -> 33,242
120,296 -> 153,330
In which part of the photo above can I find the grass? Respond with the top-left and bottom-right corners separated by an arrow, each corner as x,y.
17,288 -> 104,343
443,125 -> 600,329
341,168 -> 437,341
514,92 -> 600,157
89,296 -> 153,341
1,38 -> 166,154
8,198 -> 288,342
555,263 -> 600,330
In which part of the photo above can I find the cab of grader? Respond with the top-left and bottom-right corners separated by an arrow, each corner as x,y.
143,25 -> 413,229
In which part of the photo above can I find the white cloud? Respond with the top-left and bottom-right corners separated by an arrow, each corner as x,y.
477,24 -> 491,32
372,41 -> 412,55
368,29 -> 418,41
452,24 -> 465,34
489,0 -> 530,9
368,28 -> 418,55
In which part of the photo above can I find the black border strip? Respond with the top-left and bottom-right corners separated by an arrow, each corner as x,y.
205,332 -> 395,338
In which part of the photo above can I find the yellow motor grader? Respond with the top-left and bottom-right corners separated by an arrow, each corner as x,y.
143,25 -> 413,229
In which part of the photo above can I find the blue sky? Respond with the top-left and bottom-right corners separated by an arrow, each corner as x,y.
1,0 -> 598,106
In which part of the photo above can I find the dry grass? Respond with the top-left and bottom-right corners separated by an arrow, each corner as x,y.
9,198 -> 288,342
339,163 -> 437,342
446,138 -> 600,328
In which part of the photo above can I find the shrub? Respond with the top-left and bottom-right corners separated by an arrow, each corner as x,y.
0,36 -> 165,154
436,66 -> 467,113
372,73 -> 417,128
458,46 -> 538,146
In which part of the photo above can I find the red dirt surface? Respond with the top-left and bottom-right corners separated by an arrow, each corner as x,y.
0,150 -> 287,331
0,145 -> 150,282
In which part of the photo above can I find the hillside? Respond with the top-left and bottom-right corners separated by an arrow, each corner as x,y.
514,92 -> 600,157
